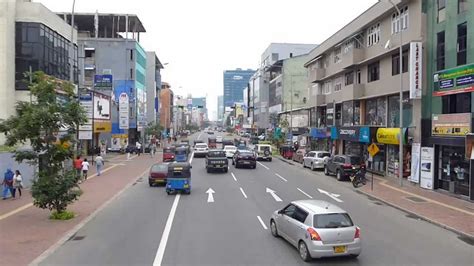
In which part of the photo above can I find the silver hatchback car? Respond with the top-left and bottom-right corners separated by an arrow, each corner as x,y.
270,200 -> 361,261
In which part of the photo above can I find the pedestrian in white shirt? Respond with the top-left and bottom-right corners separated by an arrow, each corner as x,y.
136,141 -> 142,156
82,158 -> 90,180
95,154 -> 104,176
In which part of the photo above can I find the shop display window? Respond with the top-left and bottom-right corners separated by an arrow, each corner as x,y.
365,97 -> 386,126
388,93 -> 413,128
366,144 -> 386,173
439,146 -> 470,196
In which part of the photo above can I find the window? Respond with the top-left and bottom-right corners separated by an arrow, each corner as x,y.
130,68 -> 134,79
392,49 -> 409,75
438,0 -> 446,23
130,49 -> 134,61
334,47 -> 341,63
283,204 -> 296,217
367,61 -> 380,82
342,100 -> 360,126
366,97 -> 386,126
345,71 -> 354,86
457,23 -> 467,66
436,31 -> 445,71
388,93 -> 413,127
293,207 -> 308,223
313,213 -> 354,228
392,6 -> 409,34
367,23 -> 380,47
323,80 -> 332,95
442,93 -> 471,114
334,76 -> 342,92
343,40 -> 353,54
356,69 -> 361,84
458,0 -> 468,13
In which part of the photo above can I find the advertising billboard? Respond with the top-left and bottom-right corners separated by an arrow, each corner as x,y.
433,63 -> 474,96
93,92 -> 111,120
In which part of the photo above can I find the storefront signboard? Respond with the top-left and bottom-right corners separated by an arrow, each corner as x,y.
433,63 -> 474,96
331,127 -> 370,143
409,143 -> 421,184
409,42 -> 422,99
310,128 -> 327,139
94,74 -> 113,89
119,92 -> 129,130
376,128 -> 406,145
94,121 -> 112,133
420,147 -> 434,190
431,113 -> 471,136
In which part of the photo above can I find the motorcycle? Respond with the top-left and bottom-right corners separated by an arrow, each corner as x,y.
350,168 -> 367,188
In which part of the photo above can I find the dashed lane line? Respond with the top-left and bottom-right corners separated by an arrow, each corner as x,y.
239,187 -> 248,199
257,216 -> 268,230
257,162 -> 270,170
275,173 -> 288,182
231,172 -> 237,182
153,194 -> 181,266
297,188 -> 313,199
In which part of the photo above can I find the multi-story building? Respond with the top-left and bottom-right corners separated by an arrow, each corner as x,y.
159,82 -> 174,136
0,0 -> 78,144
217,95 -> 224,122
192,97 -> 207,120
146,51 -> 164,126
59,12 -> 148,145
305,0 -> 424,179
223,68 -> 255,108
422,0 -> 473,200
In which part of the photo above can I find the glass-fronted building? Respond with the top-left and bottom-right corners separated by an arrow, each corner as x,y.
223,69 -> 255,108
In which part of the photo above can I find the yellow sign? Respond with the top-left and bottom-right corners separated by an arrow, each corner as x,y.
94,121 -> 112,133
112,134 -> 128,139
432,113 -> 471,136
367,143 -> 380,157
432,126 -> 470,136
376,128 -> 403,145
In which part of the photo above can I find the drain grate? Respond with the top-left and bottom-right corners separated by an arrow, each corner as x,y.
406,213 -> 420,220
458,236 -> 474,246
373,202 -> 383,206
405,196 -> 427,203
71,236 -> 85,241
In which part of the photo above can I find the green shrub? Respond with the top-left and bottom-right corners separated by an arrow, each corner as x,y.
50,210 -> 75,220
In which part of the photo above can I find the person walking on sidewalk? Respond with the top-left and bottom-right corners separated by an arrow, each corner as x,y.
2,168 -> 14,200
150,143 -> 156,158
81,158 -> 90,180
12,170 -> 23,198
73,155 -> 83,178
136,141 -> 142,156
95,154 -> 105,176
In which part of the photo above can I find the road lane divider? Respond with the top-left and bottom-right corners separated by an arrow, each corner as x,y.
206,188 -> 215,203
297,188 -> 313,199
153,194 -> 181,266
239,187 -> 248,199
231,172 -> 237,182
257,216 -> 268,230
317,188 -> 343,203
275,173 -> 288,182
189,152 -> 195,164
257,162 -> 270,170
265,187 -> 282,202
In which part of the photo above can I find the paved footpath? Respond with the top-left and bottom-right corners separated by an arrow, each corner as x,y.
0,153 -> 159,266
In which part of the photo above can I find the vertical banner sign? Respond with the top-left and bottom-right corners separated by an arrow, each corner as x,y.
420,147 -> 434,189
409,143 -> 421,183
79,91 -> 93,140
409,42 -> 422,99
119,92 -> 129,129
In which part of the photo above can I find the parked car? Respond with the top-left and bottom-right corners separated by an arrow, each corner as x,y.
232,150 -> 257,169
292,148 -> 306,164
223,145 -> 237,158
194,143 -> 209,158
303,151 -> 331,171
270,200 -> 361,261
148,163 -> 169,186
254,144 -> 272,161
324,155 -> 364,181
222,138 -> 234,146
205,150 -> 228,173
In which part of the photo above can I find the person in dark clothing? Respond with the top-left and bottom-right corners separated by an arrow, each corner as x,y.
2,168 -> 14,200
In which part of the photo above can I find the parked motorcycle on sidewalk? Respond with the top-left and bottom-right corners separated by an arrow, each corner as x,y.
350,168 -> 367,188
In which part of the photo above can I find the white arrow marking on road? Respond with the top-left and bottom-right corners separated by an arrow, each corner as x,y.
239,187 -> 248,199
257,216 -> 268,230
257,162 -> 270,170
317,188 -> 343,203
275,173 -> 287,182
206,188 -> 215,203
266,187 -> 282,202
231,172 -> 237,182
297,188 -> 313,199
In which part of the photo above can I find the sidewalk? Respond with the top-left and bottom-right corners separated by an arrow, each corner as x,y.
0,153 -> 159,266
358,174 -> 474,238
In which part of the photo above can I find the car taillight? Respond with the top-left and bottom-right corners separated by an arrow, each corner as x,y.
354,227 -> 360,239
343,163 -> 352,168
307,228 -> 322,241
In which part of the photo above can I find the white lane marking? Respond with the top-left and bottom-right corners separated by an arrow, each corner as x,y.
275,173 -> 288,182
317,188 -> 343,203
189,152 -> 195,164
297,188 -> 313,199
231,172 -> 237,182
257,216 -> 268,230
197,132 -> 202,139
206,188 -> 215,203
265,187 -> 282,202
257,162 -> 270,170
239,187 -> 248,199
153,194 -> 181,266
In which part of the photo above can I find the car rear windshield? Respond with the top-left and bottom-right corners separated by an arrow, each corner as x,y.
313,213 -> 354,228
208,151 -> 225,157
151,164 -> 168,172
196,144 -> 207,148
348,156 -> 361,164
240,152 -> 254,156
224,146 -> 237,151
317,152 -> 331,158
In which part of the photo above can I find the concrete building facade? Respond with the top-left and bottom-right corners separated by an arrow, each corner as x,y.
223,68 -> 255,108
159,82 -> 174,135
146,51 -> 164,125
217,95 -> 224,122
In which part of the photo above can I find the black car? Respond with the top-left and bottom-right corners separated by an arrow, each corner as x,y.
324,155 -> 364,181
232,150 -> 257,169
222,139 -> 233,146
205,150 -> 228,173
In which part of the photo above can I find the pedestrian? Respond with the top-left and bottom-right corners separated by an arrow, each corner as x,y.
95,154 -> 104,176
73,155 -> 83,178
136,141 -> 142,156
13,170 -> 23,198
2,168 -> 14,200
150,143 -> 156,158
81,158 -> 90,180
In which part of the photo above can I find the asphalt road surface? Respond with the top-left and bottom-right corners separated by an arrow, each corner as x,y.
41,131 -> 473,266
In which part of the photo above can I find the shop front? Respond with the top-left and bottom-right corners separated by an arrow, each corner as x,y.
430,113 -> 472,199
310,128 -> 330,151
331,126 -> 370,158
376,128 -> 411,178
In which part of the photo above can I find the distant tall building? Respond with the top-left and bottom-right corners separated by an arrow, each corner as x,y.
223,68 -> 255,108
217,95 -> 224,121
192,97 -> 207,120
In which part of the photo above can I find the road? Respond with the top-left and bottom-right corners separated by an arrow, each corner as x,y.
40,131 -> 473,266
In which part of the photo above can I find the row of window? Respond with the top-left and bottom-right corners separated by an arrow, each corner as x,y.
436,22 -> 467,70
438,0 -> 469,23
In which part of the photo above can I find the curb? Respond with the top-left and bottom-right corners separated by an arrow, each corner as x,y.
355,189 -> 474,241
29,168 -> 149,266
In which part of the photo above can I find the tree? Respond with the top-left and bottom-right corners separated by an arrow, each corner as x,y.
145,122 -> 163,138
0,72 -> 87,218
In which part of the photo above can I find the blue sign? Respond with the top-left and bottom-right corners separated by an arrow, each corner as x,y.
331,126 -> 370,143
310,128 -> 327,139
331,127 -> 338,140
94,74 -> 113,88
359,127 -> 370,143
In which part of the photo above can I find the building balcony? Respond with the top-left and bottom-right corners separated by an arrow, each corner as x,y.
314,94 -> 326,106
339,48 -> 364,69
309,68 -> 326,83
340,83 -> 365,101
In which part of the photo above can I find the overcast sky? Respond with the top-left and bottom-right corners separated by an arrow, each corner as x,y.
38,0 -> 378,120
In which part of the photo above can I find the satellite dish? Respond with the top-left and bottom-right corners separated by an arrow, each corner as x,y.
384,39 -> 391,50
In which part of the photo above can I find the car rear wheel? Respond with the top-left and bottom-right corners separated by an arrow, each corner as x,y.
310,163 -> 315,171
207,168 -> 211,173
298,241 -> 311,262
235,163 -> 240,169
324,166 -> 330,176
224,167 -> 228,173
336,169 -> 343,181
270,220 -> 278,237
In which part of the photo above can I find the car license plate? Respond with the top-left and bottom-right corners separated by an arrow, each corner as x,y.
333,246 -> 346,254
243,161 -> 250,164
